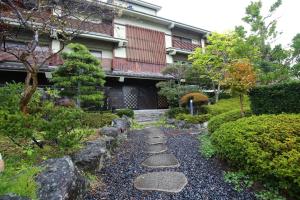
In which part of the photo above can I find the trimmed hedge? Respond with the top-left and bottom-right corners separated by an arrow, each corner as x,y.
208,108 -> 252,133
211,114 -> 300,197
205,96 -> 250,116
249,81 -> 300,115
82,112 -> 118,128
116,109 -> 134,118
176,114 -> 211,124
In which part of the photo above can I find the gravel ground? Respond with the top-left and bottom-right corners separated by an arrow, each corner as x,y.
85,128 -> 255,200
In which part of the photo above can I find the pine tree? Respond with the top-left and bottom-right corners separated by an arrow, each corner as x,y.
52,43 -> 105,109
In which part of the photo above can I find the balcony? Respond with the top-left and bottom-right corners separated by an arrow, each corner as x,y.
172,37 -> 201,52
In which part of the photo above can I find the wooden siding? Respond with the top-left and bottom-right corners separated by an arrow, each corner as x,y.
112,58 -> 165,73
172,36 -> 201,52
126,25 -> 166,65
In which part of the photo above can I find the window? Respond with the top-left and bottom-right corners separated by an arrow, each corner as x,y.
90,50 -> 102,59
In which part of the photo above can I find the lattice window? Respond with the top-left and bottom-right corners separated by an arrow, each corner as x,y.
122,86 -> 138,109
158,95 -> 168,109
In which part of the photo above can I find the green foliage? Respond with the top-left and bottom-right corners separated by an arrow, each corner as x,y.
206,97 -> 250,116
249,81 -> 300,114
223,171 -> 254,192
165,107 -> 189,118
0,161 -> 40,199
52,43 -> 105,109
238,0 -> 293,85
0,83 -> 41,113
198,132 -> 216,158
156,81 -> 200,107
41,104 -> 86,149
211,114 -> 300,197
208,108 -> 252,133
176,114 -> 210,124
255,188 -> 286,200
116,109 -> 134,118
82,112 -> 118,128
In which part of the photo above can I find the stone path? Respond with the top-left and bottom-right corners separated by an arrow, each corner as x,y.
86,127 -> 255,199
135,127 -> 186,192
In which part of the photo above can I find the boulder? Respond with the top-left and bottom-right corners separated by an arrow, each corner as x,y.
112,117 -> 130,133
101,127 -> 120,138
166,118 -> 176,125
72,140 -> 107,172
36,156 -> 88,200
0,195 -> 30,200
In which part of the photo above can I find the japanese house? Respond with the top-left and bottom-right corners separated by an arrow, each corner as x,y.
0,0 -> 209,110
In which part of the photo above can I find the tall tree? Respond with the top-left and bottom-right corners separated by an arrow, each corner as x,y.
189,32 -> 235,102
52,43 -> 105,110
291,33 -> 300,79
0,0 -> 111,113
237,0 -> 292,85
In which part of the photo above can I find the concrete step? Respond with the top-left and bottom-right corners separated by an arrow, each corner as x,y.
134,109 -> 167,123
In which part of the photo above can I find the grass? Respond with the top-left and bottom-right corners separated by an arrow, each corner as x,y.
206,96 -> 250,116
198,132 -> 216,158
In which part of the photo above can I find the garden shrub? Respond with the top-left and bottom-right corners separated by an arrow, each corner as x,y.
176,114 -> 211,124
208,108 -> 252,133
198,132 -> 216,158
249,81 -> 300,115
165,107 -> 188,118
116,109 -> 134,118
211,114 -> 300,197
82,112 -> 118,128
180,92 -> 208,105
205,96 -> 250,116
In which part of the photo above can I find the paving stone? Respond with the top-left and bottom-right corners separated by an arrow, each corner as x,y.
144,127 -> 164,135
145,137 -> 167,145
134,172 -> 188,193
142,153 -> 179,168
145,144 -> 168,154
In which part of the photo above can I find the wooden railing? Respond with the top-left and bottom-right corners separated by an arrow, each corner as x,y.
172,37 -> 201,52
112,58 -> 165,74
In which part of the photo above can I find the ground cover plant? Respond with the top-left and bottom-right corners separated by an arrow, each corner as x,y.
211,114 -> 300,198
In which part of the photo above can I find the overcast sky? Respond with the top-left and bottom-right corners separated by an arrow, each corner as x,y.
146,0 -> 300,47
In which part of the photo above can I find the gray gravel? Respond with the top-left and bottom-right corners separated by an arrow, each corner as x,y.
85,128 -> 255,200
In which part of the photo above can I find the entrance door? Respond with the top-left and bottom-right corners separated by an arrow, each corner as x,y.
138,86 -> 157,109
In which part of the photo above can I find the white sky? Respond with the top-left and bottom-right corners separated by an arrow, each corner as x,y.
146,0 -> 300,47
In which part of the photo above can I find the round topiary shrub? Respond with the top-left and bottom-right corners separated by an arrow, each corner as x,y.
116,109 -> 134,118
180,92 -> 208,105
211,114 -> 300,197
208,108 -> 252,133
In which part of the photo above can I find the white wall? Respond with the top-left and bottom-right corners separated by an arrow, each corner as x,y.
114,0 -> 157,15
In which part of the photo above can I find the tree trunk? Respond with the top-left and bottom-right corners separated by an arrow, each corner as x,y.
239,94 -> 245,117
20,71 -> 38,114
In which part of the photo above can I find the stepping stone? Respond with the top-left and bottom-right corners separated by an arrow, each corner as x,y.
145,127 -> 164,135
134,172 -> 188,193
142,153 -> 179,168
145,137 -> 167,145
145,144 -> 168,154
146,133 -> 166,139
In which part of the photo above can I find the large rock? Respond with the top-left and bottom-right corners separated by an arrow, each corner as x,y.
36,156 -> 88,200
0,195 -> 30,200
72,140 -> 107,172
101,127 -> 120,138
112,117 -> 130,133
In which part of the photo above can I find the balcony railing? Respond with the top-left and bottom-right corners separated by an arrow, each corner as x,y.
172,37 -> 201,52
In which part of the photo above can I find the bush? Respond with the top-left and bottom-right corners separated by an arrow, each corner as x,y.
205,97 -> 250,116
249,81 -> 300,115
165,107 -> 188,118
180,92 -> 208,105
208,108 -> 252,133
176,114 -> 211,124
198,132 -> 216,158
82,112 -> 118,128
116,109 -> 134,118
211,114 -> 300,197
